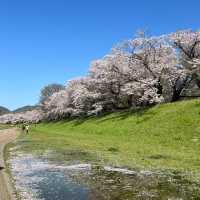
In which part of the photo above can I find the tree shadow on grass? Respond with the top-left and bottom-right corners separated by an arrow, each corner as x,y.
71,106 -> 157,126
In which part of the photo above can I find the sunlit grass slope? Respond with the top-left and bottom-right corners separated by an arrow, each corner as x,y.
0,124 -> 11,130
21,99 -> 200,172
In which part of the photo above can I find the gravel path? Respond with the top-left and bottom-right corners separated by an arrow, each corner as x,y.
0,128 -> 19,200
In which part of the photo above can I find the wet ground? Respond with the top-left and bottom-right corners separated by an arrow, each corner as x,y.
9,152 -> 200,200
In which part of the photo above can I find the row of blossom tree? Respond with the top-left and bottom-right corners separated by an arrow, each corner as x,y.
1,29 -> 200,123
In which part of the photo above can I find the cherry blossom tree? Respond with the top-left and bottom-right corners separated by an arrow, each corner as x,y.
0,109 -> 44,124
169,30 -> 200,98
3,29 -> 200,123
40,83 -> 65,105
42,89 -> 73,120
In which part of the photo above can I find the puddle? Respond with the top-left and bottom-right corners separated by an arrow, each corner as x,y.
9,153 -> 200,200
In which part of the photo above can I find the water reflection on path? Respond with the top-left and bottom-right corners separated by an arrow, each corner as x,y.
9,153 -> 200,200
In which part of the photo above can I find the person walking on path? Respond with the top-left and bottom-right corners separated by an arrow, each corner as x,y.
25,124 -> 29,134
21,123 -> 25,132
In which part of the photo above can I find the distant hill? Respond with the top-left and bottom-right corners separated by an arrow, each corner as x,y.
13,105 -> 40,113
0,106 -> 10,115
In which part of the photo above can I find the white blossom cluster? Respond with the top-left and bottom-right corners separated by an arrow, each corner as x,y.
1,30 -> 200,123
0,109 -> 44,124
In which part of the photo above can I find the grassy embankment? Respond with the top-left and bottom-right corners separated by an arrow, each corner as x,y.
0,124 -> 11,130
15,99 -> 200,173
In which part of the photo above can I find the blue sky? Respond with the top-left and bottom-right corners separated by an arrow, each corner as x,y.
0,0 -> 200,110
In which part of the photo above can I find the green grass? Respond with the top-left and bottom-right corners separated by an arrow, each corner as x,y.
17,99 -> 200,173
0,124 -> 11,130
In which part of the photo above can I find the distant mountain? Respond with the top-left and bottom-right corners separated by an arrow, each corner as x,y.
0,106 -> 10,115
13,105 -> 40,113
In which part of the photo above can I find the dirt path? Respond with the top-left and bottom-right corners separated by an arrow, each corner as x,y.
0,128 -> 19,200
